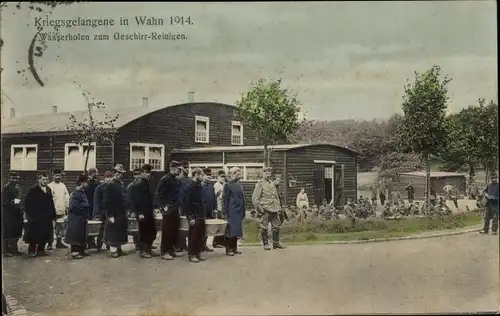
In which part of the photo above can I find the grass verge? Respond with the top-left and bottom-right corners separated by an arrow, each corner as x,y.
242,212 -> 483,245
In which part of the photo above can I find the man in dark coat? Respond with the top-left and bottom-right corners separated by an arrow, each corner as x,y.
103,164 -> 129,258
223,167 -> 246,256
405,181 -> 415,203
127,169 -> 142,251
24,173 -> 57,257
201,168 -> 216,252
93,171 -> 113,251
480,173 -> 499,235
176,160 -> 191,253
155,160 -> 182,260
128,164 -> 158,258
183,168 -> 206,263
65,174 -> 91,259
84,168 -> 99,249
2,172 -> 23,257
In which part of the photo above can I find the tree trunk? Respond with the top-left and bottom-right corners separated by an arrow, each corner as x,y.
468,163 -> 475,197
263,144 -> 270,167
83,141 -> 91,173
424,152 -> 431,213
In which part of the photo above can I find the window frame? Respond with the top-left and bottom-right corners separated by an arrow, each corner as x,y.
64,142 -> 97,172
231,120 -> 244,145
194,115 -> 210,144
129,142 -> 165,171
10,144 -> 38,171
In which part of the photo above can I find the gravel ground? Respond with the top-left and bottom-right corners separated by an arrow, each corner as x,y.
2,232 -> 499,315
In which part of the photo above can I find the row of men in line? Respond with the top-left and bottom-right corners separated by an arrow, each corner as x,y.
2,160 -> 287,261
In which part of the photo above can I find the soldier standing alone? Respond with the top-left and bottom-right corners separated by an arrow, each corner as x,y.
252,167 -> 285,251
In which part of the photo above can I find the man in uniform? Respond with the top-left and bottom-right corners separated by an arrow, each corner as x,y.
103,164 -> 129,258
176,160 -> 191,254
155,161 -> 183,260
127,168 -> 142,251
47,169 -> 69,250
443,181 -> 459,208
405,181 -> 415,203
93,171 -> 113,251
480,172 -> 499,235
128,164 -> 158,258
201,168 -> 216,252
252,167 -> 285,251
183,168 -> 206,263
2,172 -> 23,257
212,170 -> 226,248
85,168 -> 99,249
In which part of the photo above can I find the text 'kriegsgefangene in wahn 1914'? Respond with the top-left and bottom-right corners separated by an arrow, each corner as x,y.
33,16 -> 194,29
38,32 -> 188,41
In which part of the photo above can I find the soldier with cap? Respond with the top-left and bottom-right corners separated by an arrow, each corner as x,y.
176,160 -> 191,253
155,160 -> 183,260
2,172 -> 23,257
103,164 -> 129,258
480,172 -> 499,235
201,167 -> 216,252
212,170 -> 227,248
93,170 -> 113,251
182,167 -> 207,263
252,167 -> 285,251
127,168 -> 143,251
84,167 -> 99,249
47,169 -> 70,250
128,164 -> 158,258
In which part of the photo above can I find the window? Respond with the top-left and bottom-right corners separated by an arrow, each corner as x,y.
64,143 -> 96,171
187,163 -> 264,181
195,116 -> 210,143
231,121 -> 243,145
129,143 -> 165,171
10,144 -> 38,171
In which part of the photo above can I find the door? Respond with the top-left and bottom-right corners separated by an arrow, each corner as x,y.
333,165 -> 344,207
324,166 -> 333,204
314,164 -> 325,206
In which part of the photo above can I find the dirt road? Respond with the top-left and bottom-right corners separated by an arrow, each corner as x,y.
3,232 -> 498,315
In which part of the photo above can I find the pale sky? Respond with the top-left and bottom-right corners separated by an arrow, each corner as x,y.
0,1 -> 497,120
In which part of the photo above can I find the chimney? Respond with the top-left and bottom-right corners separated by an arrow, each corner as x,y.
187,91 -> 195,103
52,106 -> 58,113
142,97 -> 148,108
10,108 -> 15,118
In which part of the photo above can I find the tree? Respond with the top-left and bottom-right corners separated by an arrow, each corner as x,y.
398,65 -> 451,211
443,99 -> 499,182
236,78 -> 304,166
66,92 -> 119,172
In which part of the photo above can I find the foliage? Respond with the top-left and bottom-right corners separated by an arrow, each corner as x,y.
236,78 -> 304,166
441,98 -> 498,178
242,212 -> 482,244
398,65 -> 451,156
378,152 -> 425,179
66,92 -> 119,171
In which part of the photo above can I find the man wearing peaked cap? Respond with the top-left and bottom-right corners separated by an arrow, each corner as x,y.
200,168 -> 216,252
155,160 -> 183,260
480,172 -> 499,235
252,166 -> 286,251
176,160 -> 191,253
103,163 -> 129,258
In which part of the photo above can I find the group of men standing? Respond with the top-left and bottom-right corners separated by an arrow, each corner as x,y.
2,159 -> 288,261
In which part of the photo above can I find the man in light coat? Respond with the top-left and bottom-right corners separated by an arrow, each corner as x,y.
47,169 -> 69,250
252,167 -> 285,251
